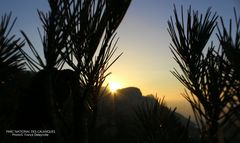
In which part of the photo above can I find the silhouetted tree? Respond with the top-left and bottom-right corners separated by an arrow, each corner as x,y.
0,13 -> 24,91
168,6 -> 239,143
16,0 -> 131,143
0,13 -> 25,143
47,1 -> 132,143
18,0 -> 76,141
217,9 -> 240,142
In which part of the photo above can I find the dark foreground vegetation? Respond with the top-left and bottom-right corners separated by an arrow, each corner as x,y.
0,0 -> 240,143
168,6 -> 240,143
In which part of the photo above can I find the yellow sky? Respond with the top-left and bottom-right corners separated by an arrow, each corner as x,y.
103,0 -> 239,118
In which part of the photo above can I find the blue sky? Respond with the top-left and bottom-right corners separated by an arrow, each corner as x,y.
0,0 -> 239,116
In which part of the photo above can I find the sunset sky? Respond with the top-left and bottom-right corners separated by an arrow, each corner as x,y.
0,0 -> 239,117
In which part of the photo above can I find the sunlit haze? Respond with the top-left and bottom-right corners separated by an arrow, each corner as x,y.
1,0 -> 239,117
109,82 -> 122,93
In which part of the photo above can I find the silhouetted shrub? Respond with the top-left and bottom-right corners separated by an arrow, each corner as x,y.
134,97 -> 192,143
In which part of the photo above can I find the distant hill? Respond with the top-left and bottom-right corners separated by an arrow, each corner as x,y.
98,86 -> 194,125
117,87 -> 142,98
96,87 -> 199,143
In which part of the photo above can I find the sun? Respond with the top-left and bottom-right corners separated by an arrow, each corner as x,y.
109,82 -> 121,93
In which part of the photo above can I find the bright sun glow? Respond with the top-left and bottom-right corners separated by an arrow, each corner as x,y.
109,82 -> 121,93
